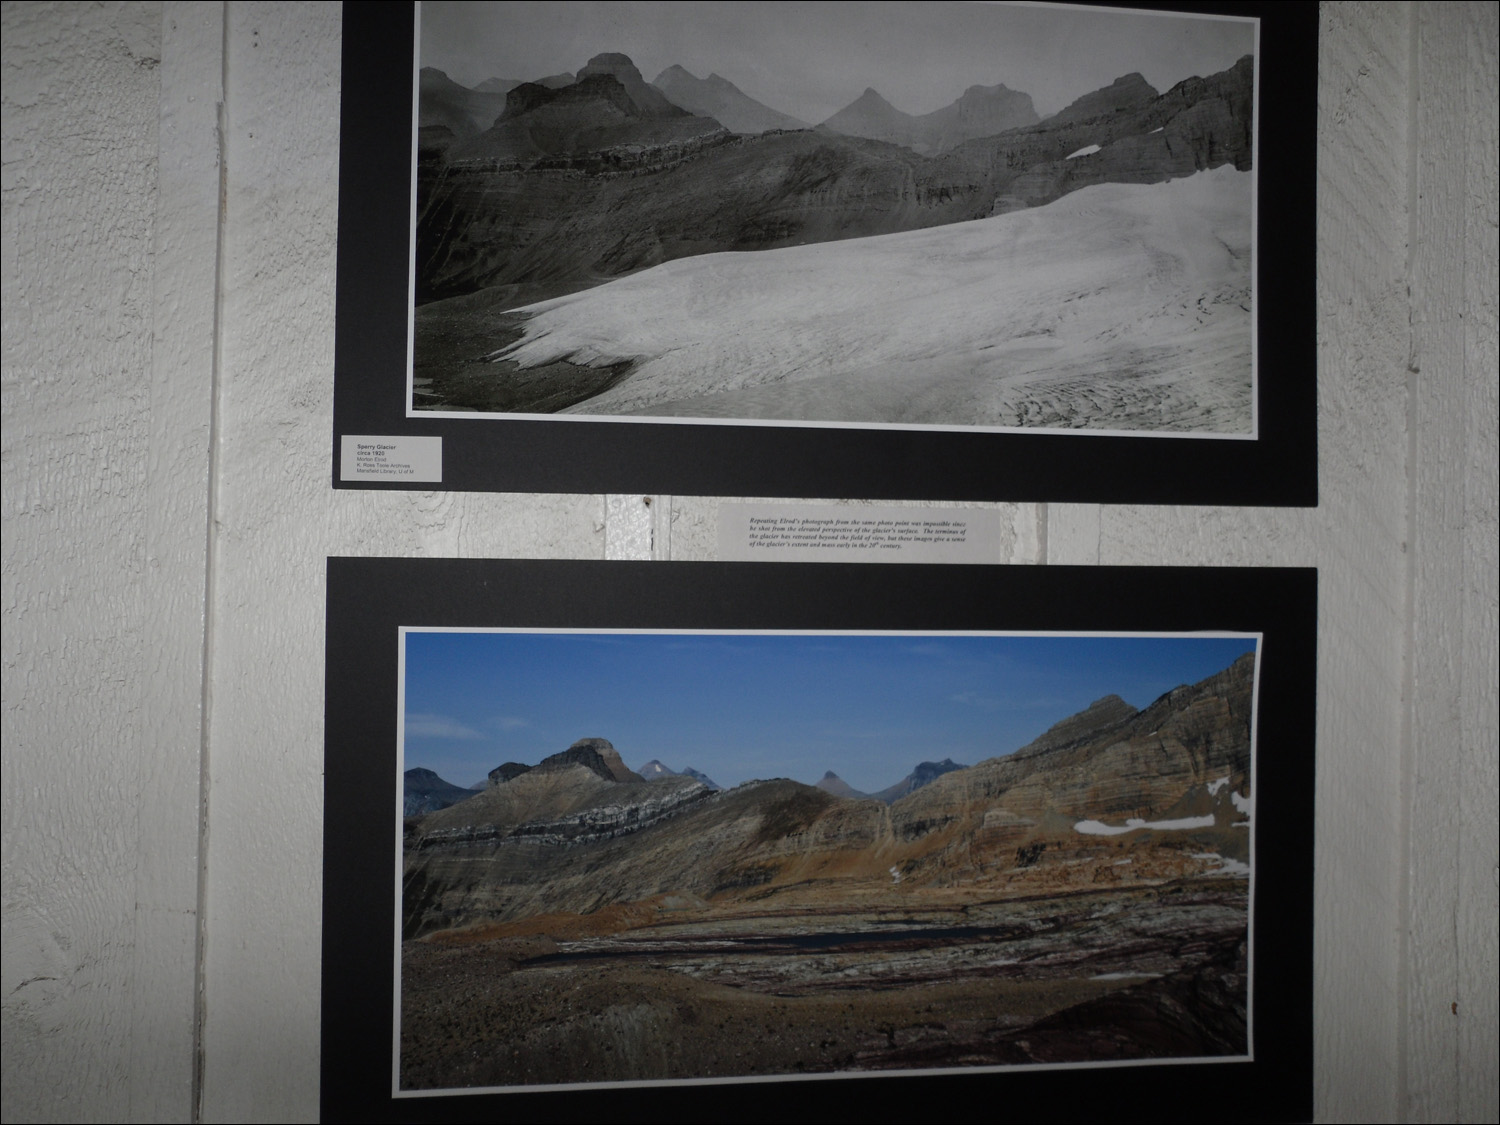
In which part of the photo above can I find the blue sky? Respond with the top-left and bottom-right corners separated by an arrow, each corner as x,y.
401,631 -> 1257,793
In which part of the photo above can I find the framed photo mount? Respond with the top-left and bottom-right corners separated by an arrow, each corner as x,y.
332,2 -> 1317,503
322,558 -> 1316,1120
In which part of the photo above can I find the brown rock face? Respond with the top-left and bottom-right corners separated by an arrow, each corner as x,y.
402,653 -> 1256,938
536,737 -> 644,783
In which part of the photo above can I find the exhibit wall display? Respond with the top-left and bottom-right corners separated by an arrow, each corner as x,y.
322,559 -> 1316,1121
333,1 -> 1317,503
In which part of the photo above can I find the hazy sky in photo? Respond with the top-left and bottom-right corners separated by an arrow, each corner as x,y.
418,1 -> 1256,122
402,631 -> 1258,792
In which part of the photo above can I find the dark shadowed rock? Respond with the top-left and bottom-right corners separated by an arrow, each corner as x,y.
680,767 -> 722,791
487,761 -> 532,787
536,737 -> 645,783
404,767 -> 481,816
415,55 -> 1251,312
446,65 -> 724,169
1049,72 -> 1158,126
576,52 -> 687,118
872,758 -> 967,803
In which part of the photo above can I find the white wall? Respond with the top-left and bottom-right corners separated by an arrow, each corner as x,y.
1,3 -> 1495,1122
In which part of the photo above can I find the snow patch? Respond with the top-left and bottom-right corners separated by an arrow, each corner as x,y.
1074,813 -> 1216,835
1191,851 -> 1251,877
1207,775 -> 1231,796
1066,143 -> 1102,159
1150,126 -> 1164,134
494,169 -> 1254,433
1231,790 -> 1253,816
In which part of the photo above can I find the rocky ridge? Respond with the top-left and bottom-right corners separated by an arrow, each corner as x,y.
653,65 -> 808,134
414,54 -> 1254,310
403,767 -> 481,816
403,654 -> 1256,937
639,759 -> 722,789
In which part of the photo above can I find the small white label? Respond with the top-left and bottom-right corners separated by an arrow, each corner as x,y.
339,436 -> 442,482
719,503 -> 1001,564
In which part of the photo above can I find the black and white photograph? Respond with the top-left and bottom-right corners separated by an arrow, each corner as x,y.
412,1 -> 1259,435
320,560 -> 1317,1120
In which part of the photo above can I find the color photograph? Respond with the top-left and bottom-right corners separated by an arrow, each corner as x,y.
397,630 -> 1260,1093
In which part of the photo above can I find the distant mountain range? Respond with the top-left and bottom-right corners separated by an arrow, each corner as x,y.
653,64 -> 809,134
814,758 -> 966,803
420,53 -> 1038,163
413,49 -> 1254,320
819,82 -> 1037,154
638,758 -> 722,790
403,654 -> 1256,938
403,767 -> 480,816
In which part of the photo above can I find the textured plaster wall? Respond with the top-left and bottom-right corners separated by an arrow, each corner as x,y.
0,3 -> 1495,1123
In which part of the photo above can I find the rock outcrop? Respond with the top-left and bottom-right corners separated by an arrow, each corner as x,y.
1048,72 -> 1158,126
415,55 -> 1253,307
403,767 -> 481,816
532,736 -> 644,783
486,761 -> 531,786
403,654 -> 1256,938
871,757 -> 967,803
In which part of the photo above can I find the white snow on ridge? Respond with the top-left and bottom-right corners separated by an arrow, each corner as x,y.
1207,775 -> 1231,795
1073,813 -> 1217,836
1065,143 -> 1102,159
1230,790 -> 1253,816
491,167 -> 1254,433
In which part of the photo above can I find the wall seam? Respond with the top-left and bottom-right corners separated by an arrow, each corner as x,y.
191,3 -> 232,1121
1396,2 -> 1421,1119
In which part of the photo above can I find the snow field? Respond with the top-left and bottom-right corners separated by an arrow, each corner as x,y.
488,167 -> 1253,432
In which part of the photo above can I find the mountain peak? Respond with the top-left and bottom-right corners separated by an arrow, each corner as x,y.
583,51 -> 638,72
653,64 -> 808,133
535,737 -> 644,783
1050,72 -> 1159,125
575,53 -> 688,119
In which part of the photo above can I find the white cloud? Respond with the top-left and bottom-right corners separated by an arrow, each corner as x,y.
405,713 -> 484,740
